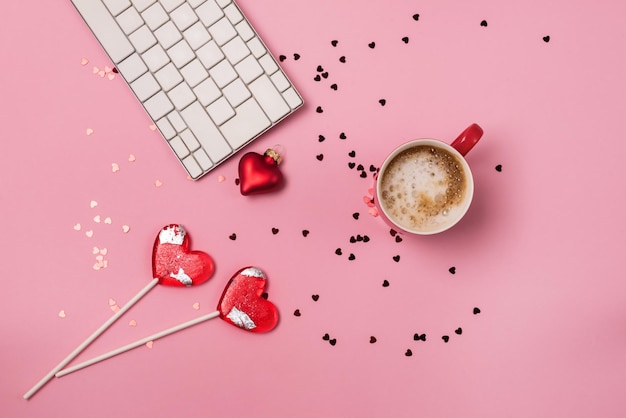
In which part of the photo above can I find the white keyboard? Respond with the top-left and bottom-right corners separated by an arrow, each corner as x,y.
70,0 -> 303,179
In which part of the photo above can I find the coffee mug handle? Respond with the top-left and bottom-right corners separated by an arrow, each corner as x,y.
450,123 -> 483,156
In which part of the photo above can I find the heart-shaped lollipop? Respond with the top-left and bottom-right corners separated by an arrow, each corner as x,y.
55,267 -> 279,378
152,224 -> 215,287
25,224 -> 215,399
218,266 -> 279,333
238,148 -> 284,195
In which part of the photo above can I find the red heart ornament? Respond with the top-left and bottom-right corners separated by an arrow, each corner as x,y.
238,149 -> 284,195
152,224 -> 215,287
218,267 -> 279,333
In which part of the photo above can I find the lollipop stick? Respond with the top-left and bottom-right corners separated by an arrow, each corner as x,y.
56,310 -> 220,377
23,278 -> 159,400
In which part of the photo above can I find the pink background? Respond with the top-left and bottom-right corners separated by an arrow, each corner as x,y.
2,0 -> 626,416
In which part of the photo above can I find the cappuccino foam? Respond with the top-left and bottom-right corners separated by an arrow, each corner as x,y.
379,145 -> 467,232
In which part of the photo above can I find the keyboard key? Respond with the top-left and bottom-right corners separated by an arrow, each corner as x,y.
222,78 -> 250,107
259,54 -> 278,75
72,0 -> 134,64
193,77 -> 221,106
154,62 -> 183,91
235,54 -> 263,83
235,20 -> 254,42
128,24 -> 157,53
156,116 -> 176,139
224,4 -> 243,25
167,111 -> 187,132
117,52 -> 148,82
216,0 -> 232,7
196,0 -> 224,27
248,74 -> 289,122
182,155 -> 203,179
183,22 -> 211,50
222,36 -> 250,65
131,0 -> 155,12
207,97 -> 235,125
193,149 -> 213,170
196,40 -> 224,69
180,128 -> 200,151
209,18 -> 237,46
180,102 -> 232,162
142,43 -> 170,72
143,91 -> 174,120
160,0 -> 185,13
169,135 -> 190,158
270,71 -> 290,92
170,3 -> 198,31
180,60 -> 209,87
117,7 -> 144,34
282,87 -> 303,109
220,98 -> 270,149
142,2 -> 168,30
209,60 -> 237,88
168,82 -> 196,109
247,37 -> 266,58
131,72 -> 160,101
168,40 -> 195,68
102,0 -> 131,16
154,21 -> 182,49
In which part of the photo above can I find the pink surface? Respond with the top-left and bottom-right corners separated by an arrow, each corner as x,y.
2,0 -> 626,416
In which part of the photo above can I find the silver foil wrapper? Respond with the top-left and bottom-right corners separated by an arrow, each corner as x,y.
170,267 -> 192,286
227,306 -> 257,330
240,267 -> 266,279
159,224 -> 186,245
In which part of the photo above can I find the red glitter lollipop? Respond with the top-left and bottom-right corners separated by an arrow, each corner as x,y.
24,224 -> 214,399
55,266 -> 278,378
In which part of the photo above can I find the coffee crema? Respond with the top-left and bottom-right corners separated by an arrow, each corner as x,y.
379,145 -> 467,232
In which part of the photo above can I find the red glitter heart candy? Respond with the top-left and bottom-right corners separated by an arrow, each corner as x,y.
152,224 -> 215,287
238,149 -> 284,195
218,267 -> 279,333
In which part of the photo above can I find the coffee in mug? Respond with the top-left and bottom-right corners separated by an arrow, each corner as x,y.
375,124 -> 483,235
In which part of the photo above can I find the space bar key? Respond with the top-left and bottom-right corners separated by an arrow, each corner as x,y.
180,102 -> 232,163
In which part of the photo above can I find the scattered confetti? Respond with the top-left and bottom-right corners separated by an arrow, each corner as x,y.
155,180 -> 163,187
146,341 -> 154,348
81,57 -> 89,65
90,200 -> 98,208
104,217 -> 112,224
370,336 -> 377,343
85,230 -> 94,238
192,302 -> 200,310
122,225 -> 131,233
442,335 -> 450,343
405,349 -> 412,356
149,124 -> 157,131
312,294 -> 319,301
543,35 -> 550,42
128,154 -> 136,162
218,175 -> 226,182
93,215 -> 101,223
58,310 -> 66,318
294,309 -> 301,317
473,307 -> 481,315
455,328 -> 463,335
495,164 -> 503,172
481,20 -> 488,27
128,319 -> 137,327
111,163 -> 120,173
449,267 -> 456,274
86,128 -> 94,136
73,223 -> 82,231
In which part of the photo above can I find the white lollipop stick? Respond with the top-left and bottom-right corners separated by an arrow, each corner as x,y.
23,278 -> 159,400
56,310 -> 220,377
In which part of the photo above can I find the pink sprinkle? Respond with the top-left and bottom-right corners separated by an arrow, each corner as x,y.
128,154 -> 136,162
122,225 -> 131,233
155,180 -> 163,187
81,57 -> 89,65
218,175 -> 225,182
368,207 -> 379,217
86,128 -> 94,136
58,310 -> 67,318
112,163 -> 120,173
